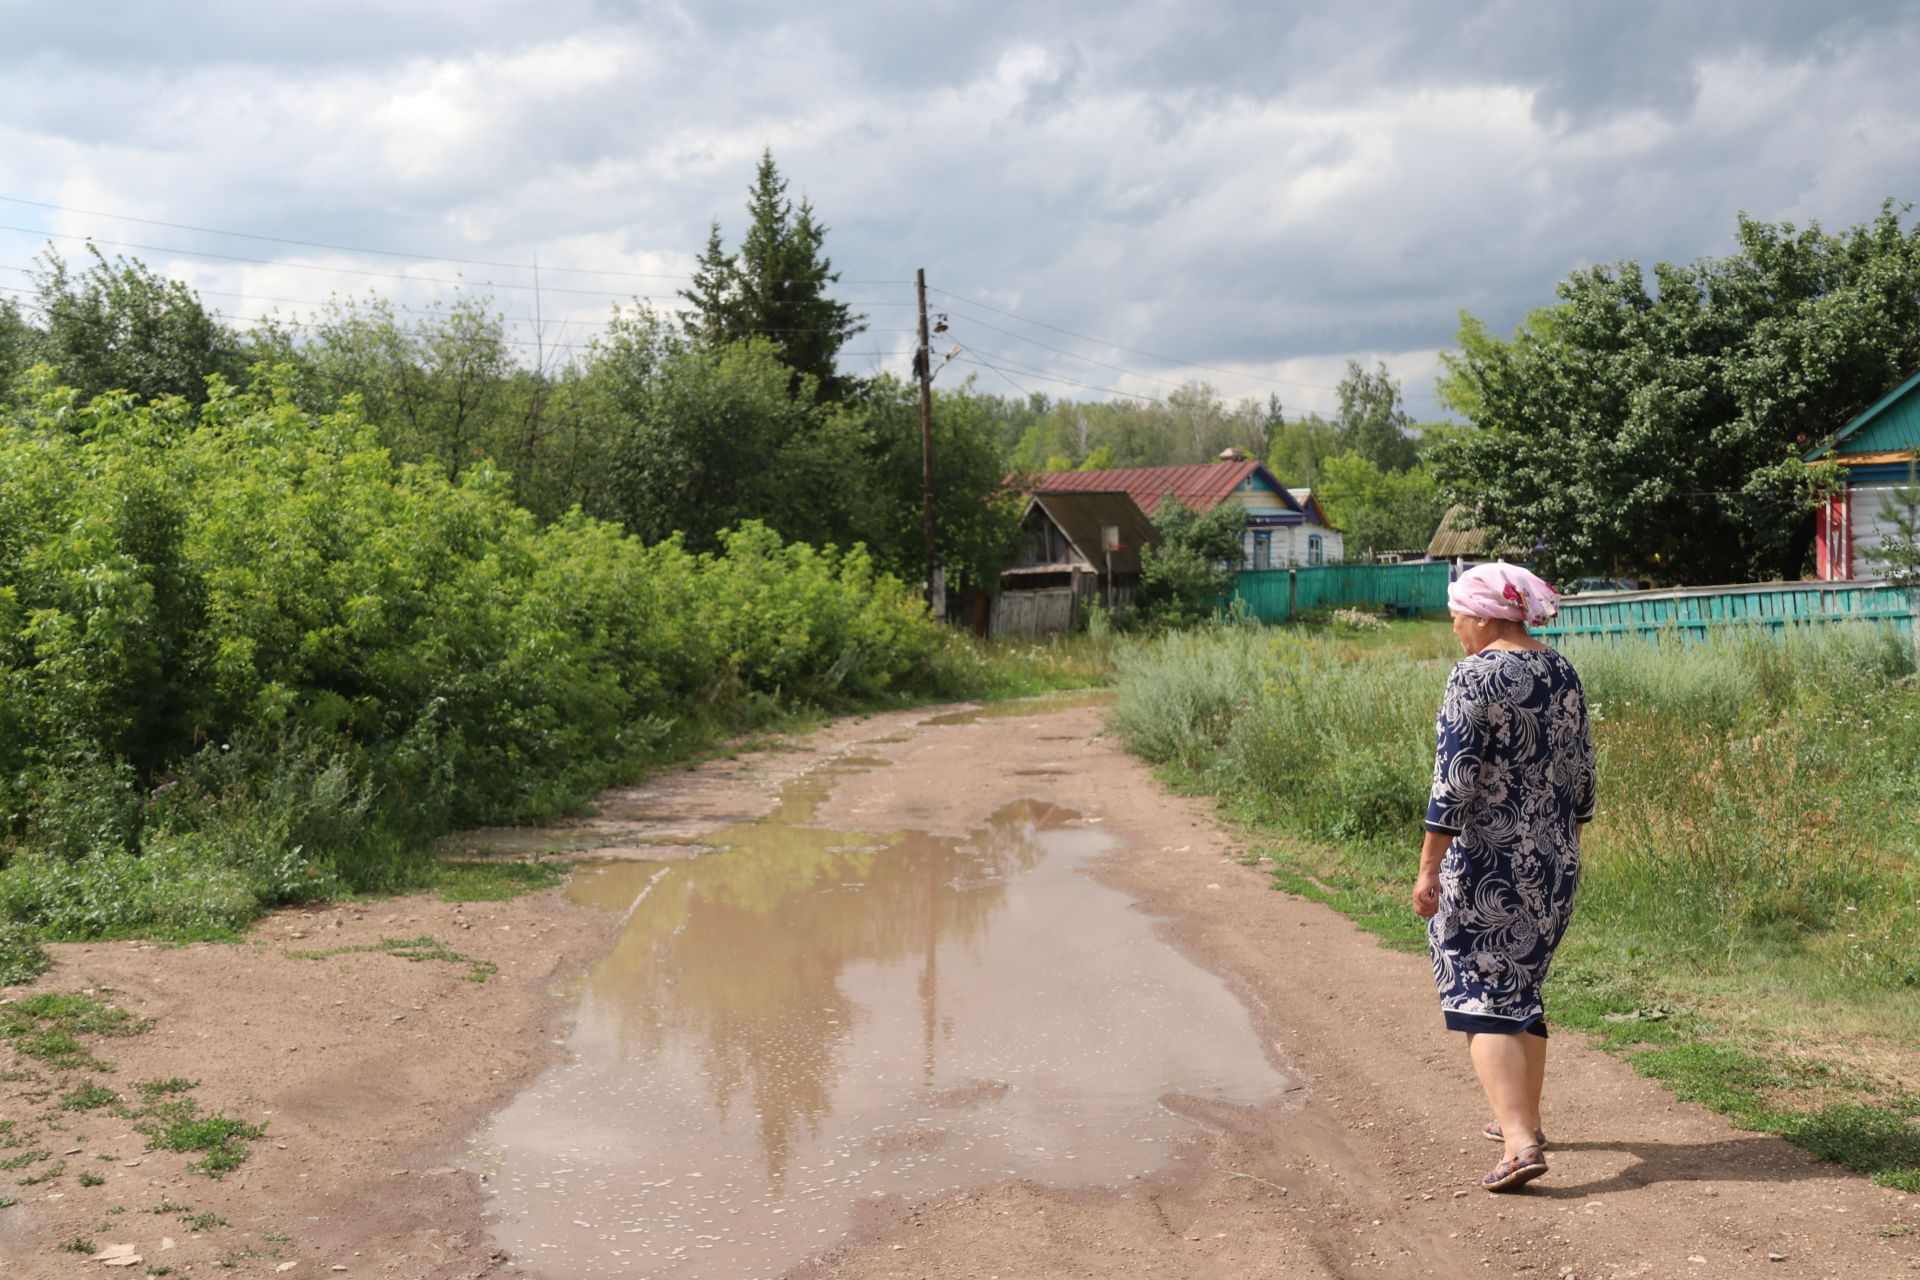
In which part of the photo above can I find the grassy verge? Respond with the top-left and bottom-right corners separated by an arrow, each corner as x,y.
1116,616 -> 1920,1189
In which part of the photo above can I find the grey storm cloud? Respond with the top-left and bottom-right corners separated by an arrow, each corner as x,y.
2,0 -> 1918,417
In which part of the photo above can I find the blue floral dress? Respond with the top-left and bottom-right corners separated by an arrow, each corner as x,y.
1425,648 -> 1596,1033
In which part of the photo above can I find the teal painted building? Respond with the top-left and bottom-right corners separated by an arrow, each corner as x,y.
1806,369 -> 1920,580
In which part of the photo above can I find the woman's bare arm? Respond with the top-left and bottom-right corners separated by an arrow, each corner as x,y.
1412,829 -> 1449,917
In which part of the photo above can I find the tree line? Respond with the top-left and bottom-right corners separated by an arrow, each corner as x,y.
5,168 -> 1913,589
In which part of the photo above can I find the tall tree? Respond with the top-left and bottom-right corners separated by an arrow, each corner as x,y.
296,293 -> 514,484
1432,204 -> 1920,584
29,245 -> 245,406
678,150 -> 867,401
1334,359 -> 1419,472
0,296 -> 42,394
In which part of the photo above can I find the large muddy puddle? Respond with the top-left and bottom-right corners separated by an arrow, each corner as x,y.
471,753 -> 1288,1278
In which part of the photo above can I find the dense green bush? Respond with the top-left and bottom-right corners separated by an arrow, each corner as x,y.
0,371 -> 951,944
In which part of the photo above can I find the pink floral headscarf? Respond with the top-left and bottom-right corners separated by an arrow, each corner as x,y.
1447,562 -> 1559,626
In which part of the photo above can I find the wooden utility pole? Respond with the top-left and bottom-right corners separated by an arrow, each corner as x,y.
914,268 -> 944,618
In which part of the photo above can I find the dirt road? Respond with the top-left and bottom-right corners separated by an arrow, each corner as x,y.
3,697 -> 1916,1278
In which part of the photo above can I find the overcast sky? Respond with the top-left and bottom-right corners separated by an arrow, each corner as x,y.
3,0 -> 1917,419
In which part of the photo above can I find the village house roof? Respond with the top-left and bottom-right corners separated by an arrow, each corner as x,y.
1804,368 -> 1920,463
1286,488 -> 1338,530
1020,491 -> 1159,576
1030,460 -> 1305,517
1427,504 -> 1493,559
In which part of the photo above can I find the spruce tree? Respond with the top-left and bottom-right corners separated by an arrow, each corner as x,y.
678,150 -> 867,400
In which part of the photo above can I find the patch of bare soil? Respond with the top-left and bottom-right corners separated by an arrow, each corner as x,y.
4,696 -> 1916,1279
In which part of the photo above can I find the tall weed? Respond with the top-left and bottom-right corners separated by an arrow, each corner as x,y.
1113,619 -> 1920,991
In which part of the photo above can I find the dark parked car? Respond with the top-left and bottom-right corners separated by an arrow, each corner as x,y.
1565,577 -> 1648,594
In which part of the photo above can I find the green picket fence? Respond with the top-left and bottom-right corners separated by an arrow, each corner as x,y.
1533,580 -> 1917,641
1228,561 -> 1451,623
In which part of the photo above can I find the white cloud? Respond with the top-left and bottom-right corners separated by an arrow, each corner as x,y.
2,2 -> 1918,422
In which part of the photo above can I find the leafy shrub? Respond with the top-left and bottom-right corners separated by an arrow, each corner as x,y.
0,373 -> 971,940
0,921 -> 50,986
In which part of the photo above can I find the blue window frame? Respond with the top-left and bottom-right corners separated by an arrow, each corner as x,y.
1253,531 -> 1271,570
1308,534 -> 1324,566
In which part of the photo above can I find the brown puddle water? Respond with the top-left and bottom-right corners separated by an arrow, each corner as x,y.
472,756 -> 1287,1278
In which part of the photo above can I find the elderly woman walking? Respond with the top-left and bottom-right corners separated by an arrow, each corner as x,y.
1412,562 -> 1596,1193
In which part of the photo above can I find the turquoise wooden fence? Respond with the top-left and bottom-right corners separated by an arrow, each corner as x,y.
1533,580 -> 1917,641
1228,561 -> 1452,623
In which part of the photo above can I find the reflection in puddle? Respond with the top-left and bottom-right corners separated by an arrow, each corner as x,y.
475,756 -> 1286,1278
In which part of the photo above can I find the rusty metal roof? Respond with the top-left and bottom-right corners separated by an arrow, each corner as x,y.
1023,491 -> 1159,575
1030,461 -> 1301,516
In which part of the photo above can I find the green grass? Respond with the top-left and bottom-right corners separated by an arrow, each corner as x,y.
1114,618 -> 1920,1188
0,991 -> 145,1069
135,1077 -> 196,1099
60,1081 -> 121,1111
0,922 -> 51,987
135,1099 -> 263,1178
409,859 -> 570,902
60,1236 -> 96,1254
78,1168 -> 105,1186
18,1158 -> 66,1185
287,934 -> 497,983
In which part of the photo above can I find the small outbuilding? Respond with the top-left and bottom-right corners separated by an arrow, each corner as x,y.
1806,369 -> 1920,580
994,491 -> 1159,638
1426,504 -> 1495,563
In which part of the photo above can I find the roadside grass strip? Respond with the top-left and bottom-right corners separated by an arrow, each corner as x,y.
1116,619 -> 1920,1190
286,933 -> 498,982
416,859 -> 569,903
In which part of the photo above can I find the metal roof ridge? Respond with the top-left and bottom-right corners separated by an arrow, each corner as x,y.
1805,366 -> 1920,460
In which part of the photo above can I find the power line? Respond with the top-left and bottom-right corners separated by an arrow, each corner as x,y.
951,341 -> 1171,404
944,311 -> 1198,394
951,353 -> 1160,403
0,225 -> 918,307
929,286 -> 1343,394
0,194 -> 915,286
0,280 -> 916,341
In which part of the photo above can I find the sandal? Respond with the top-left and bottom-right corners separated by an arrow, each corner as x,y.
1482,1145 -> 1548,1193
1482,1120 -> 1548,1148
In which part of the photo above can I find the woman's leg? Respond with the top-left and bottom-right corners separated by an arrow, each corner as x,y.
1467,1032 -> 1543,1161
1523,1032 -> 1547,1137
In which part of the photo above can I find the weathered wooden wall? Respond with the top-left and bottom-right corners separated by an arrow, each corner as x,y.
990,588 -> 1079,640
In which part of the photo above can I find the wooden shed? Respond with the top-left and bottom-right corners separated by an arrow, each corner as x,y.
1806,369 -> 1920,581
994,491 -> 1158,638
1426,504 -> 1495,561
